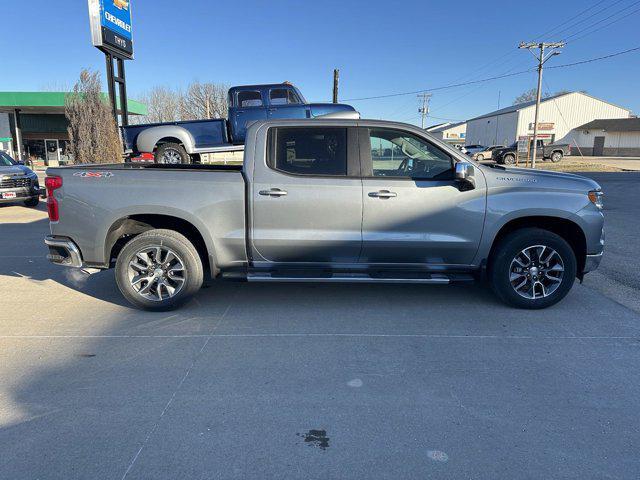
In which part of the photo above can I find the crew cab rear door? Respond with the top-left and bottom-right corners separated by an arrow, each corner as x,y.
250,125 -> 362,264
359,126 -> 486,265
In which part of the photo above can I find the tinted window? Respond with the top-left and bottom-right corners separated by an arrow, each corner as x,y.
269,88 -> 301,105
369,128 -> 452,179
0,151 -> 16,166
237,90 -> 263,108
271,127 -> 347,176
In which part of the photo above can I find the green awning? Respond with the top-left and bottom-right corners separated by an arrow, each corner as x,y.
0,92 -> 147,115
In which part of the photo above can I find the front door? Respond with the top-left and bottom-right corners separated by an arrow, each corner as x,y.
360,127 -> 485,265
593,136 -> 605,156
251,126 -> 362,264
45,139 -> 59,165
266,87 -> 308,120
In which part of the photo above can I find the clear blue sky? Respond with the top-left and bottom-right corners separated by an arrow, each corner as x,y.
1,0 -> 638,126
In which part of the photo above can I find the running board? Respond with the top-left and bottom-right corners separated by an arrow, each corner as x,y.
245,272 -> 475,284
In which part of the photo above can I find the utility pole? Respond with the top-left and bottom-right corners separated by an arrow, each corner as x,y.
332,69 -> 340,103
417,93 -> 432,129
518,41 -> 564,168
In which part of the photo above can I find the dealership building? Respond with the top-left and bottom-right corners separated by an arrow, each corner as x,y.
0,92 -> 146,165
465,92 -> 632,148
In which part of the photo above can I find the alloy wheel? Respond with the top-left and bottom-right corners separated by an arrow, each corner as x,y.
509,245 -> 564,299
127,245 -> 186,301
162,148 -> 183,164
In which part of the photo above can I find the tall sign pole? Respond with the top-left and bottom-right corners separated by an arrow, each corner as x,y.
518,41 -> 564,168
88,0 -> 134,126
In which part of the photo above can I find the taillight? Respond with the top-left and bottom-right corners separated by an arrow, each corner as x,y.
45,176 -> 63,221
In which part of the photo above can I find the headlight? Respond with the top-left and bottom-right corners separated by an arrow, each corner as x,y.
588,190 -> 604,210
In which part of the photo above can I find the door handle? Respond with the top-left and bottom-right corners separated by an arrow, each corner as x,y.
259,188 -> 288,197
369,190 -> 397,199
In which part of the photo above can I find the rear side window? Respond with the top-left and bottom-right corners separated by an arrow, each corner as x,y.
270,127 -> 347,176
237,90 -> 263,108
269,88 -> 302,105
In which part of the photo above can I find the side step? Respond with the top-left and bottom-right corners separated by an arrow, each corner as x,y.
246,272 -> 474,284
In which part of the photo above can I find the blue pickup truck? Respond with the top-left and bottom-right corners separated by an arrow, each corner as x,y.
121,83 -> 358,164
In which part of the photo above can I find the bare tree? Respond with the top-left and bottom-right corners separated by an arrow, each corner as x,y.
512,88 -> 579,105
65,69 -> 122,164
135,86 -> 183,123
180,81 -> 228,120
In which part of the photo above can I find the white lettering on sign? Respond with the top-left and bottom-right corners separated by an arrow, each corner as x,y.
104,11 -> 132,33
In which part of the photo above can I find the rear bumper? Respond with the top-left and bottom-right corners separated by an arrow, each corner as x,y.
583,252 -> 603,274
44,236 -> 84,268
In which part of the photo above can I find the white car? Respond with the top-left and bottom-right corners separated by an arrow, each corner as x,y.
472,145 -> 505,161
463,144 -> 486,156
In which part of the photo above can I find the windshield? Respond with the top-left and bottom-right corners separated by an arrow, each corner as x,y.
0,151 -> 17,166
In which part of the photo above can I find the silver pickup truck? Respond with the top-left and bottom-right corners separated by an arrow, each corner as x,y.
44,118 -> 605,311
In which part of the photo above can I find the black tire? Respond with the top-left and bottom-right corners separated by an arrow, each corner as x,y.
503,153 -> 516,165
115,229 -> 203,311
550,151 -> 563,163
155,142 -> 190,165
23,196 -> 39,207
489,228 -> 577,309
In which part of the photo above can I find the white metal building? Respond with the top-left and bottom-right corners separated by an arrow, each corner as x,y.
564,118 -> 640,157
465,92 -> 632,147
425,121 -> 466,145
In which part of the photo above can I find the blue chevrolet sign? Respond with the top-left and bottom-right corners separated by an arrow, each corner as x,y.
88,0 -> 134,59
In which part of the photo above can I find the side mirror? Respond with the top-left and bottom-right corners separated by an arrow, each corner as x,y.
455,162 -> 475,190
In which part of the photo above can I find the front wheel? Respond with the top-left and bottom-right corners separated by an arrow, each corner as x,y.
115,229 -> 203,310
503,153 -> 516,165
23,196 -> 39,207
155,142 -> 190,165
489,228 -> 577,309
476,154 -> 484,161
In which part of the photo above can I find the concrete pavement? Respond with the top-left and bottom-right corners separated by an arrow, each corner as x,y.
0,173 -> 639,479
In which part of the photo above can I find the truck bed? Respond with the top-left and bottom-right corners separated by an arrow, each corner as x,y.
46,163 -> 247,270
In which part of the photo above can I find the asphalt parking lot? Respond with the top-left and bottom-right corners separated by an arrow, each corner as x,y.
1,172 -> 639,479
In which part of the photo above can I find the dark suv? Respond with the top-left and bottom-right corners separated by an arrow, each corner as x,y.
0,151 -> 41,207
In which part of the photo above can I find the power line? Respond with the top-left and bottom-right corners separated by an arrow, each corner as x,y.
343,45 -> 639,103
548,45 -> 640,68
565,0 -> 640,43
538,0 -> 625,40
566,4 -> 640,43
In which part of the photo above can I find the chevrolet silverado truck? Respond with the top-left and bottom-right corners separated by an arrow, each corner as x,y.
121,83 -> 357,164
44,118 -> 605,311
493,139 -> 571,165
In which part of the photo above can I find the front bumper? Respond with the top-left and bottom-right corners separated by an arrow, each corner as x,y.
583,252 -> 603,274
45,236 -> 84,268
0,187 -> 39,203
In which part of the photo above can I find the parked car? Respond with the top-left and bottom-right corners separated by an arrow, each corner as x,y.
492,140 -> 571,165
45,118 -> 604,311
121,83 -> 358,164
0,151 -> 41,207
472,145 -> 505,161
463,144 -> 486,156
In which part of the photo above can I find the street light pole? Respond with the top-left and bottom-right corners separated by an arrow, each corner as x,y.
518,42 -> 564,168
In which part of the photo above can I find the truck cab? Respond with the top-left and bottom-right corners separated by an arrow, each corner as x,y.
227,83 -> 355,143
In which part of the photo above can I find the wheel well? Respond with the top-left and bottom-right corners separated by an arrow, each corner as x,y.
488,216 -> 586,275
155,137 -> 183,151
106,214 -> 212,274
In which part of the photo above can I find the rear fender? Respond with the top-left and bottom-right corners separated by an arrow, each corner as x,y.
136,126 -> 196,154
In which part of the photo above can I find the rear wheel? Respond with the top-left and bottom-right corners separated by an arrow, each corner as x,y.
476,154 -> 484,161
550,151 -> 563,163
115,229 -> 203,310
489,228 -> 577,309
155,142 -> 190,164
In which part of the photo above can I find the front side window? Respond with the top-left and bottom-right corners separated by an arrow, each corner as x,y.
368,128 -> 452,179
269,88 -> 301,106
271,127 -> 347,176
237,90 -> 263,108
